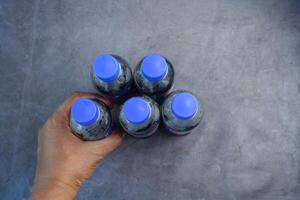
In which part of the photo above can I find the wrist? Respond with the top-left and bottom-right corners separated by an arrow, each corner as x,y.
30,177 -> 79,200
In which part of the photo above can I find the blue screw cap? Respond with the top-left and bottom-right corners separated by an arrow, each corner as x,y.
141,54 -> 168,81
171,92 -> 198,120
71,98 -> 99,126
123,97 -> 150,124
93,54 -> 120,82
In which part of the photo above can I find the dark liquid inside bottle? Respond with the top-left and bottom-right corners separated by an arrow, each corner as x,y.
70,98 -> 112,141
134,54 -> 174,103
161,90 -> 203,135
119,96 -> 160,138
91,54 -> 133,103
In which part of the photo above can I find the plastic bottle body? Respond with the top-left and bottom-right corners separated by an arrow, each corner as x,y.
91,54 -> 133,101
161,90 -> 203,135
134,54 -> 174,102
119,96 -> 160,138
70,98 -> 112,140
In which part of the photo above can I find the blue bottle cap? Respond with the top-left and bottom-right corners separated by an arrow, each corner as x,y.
93,54 -> 120,82
71,98 -> 99,126
123,97 -> 150,124
141,54 -> 168,81
171,92 -> 198,120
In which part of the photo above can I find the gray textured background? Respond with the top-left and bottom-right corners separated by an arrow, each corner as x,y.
1,0 -> 300,199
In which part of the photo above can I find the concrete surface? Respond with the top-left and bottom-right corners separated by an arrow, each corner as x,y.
0,0 -> 300,199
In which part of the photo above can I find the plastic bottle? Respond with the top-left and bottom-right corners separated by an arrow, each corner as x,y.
134,54 -> 174,102
119,96 -> 160,138
91,54 -> 132,101
161,90 -> 203,135
70,98 -> 112,140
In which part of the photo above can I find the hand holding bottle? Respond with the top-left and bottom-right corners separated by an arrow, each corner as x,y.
29,91 -> 124,200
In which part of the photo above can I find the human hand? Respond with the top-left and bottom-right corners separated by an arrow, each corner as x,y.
29,92 -> 124,200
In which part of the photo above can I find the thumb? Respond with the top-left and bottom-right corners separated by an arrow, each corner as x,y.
83,130 -> 125,157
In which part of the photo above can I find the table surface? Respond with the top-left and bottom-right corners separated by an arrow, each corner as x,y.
1,0 -> 300,199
